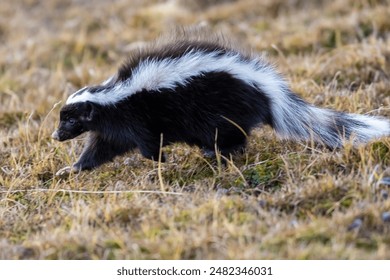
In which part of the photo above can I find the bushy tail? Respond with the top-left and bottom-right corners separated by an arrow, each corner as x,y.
269,90 -> 390,148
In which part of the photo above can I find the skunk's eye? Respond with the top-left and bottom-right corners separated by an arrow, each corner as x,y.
68,118 -> 76,125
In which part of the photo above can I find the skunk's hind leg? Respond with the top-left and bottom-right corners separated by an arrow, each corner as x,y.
218,128 -> 247,156
202,130 -> 247,160
138,141 -> 166,162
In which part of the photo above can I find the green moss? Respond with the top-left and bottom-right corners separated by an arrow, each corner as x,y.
241,158 -> 284,190
340,197 -> 353,208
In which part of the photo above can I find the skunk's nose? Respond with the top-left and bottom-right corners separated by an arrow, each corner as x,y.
51,130 -> 60,141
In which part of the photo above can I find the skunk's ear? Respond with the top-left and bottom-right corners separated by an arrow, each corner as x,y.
82,101 -> 95,121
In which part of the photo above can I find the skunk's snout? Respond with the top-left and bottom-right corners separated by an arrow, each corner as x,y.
51,130 -> 60,141
51,128 -> 82,141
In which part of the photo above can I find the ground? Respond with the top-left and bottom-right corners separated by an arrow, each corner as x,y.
0,0 -> 390,259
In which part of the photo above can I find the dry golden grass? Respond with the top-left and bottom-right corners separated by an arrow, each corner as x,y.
1,0 -> 390,259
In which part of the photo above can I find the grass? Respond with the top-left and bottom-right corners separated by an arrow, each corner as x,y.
1,0 -> 390,259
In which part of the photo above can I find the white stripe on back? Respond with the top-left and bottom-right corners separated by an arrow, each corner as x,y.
66,50 -> 287,106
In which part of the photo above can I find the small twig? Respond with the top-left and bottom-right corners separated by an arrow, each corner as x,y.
38,100 -> 62,141
157,133 -> 165,192
0,188 -> 184,196
220,115 -> 248,138
0,198 -> 28,209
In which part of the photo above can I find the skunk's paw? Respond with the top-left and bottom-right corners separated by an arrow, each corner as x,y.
55,165 -> 80,177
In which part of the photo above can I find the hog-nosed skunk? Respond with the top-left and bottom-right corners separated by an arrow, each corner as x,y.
52,29 -> 390,173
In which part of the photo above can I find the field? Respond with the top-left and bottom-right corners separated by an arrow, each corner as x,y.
1,0 -> 390,259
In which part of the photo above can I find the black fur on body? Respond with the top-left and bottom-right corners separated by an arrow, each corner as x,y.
52,30 -> 389,171
53,71 -> 272,170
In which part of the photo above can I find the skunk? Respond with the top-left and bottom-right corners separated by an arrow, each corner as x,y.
52,30 -> 390,173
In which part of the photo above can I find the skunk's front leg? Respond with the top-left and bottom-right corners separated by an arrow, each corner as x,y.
75,133 -> 136,170
56,133 -> 135,176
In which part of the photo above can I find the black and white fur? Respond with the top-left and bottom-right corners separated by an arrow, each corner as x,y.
52,31 -> 390,172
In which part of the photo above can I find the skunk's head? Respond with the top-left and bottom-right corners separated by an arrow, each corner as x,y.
52,102 -> 96,141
